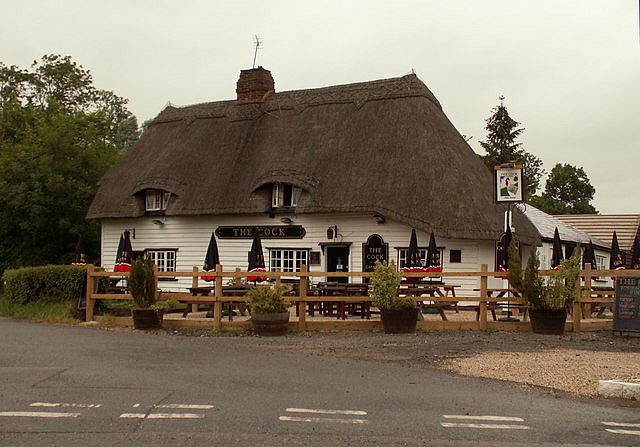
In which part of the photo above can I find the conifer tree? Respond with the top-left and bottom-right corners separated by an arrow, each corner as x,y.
480,96 -> 544,198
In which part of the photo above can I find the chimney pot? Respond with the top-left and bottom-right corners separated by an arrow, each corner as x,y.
236,67 -> 275,103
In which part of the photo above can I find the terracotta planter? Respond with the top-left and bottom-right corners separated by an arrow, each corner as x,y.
530,308 -> 567,335
251,311 -> 290,336
380,308 -> 419,334
131,309 -> 163,329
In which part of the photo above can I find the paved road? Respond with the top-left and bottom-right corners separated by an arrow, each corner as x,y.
0,318 -> 638,446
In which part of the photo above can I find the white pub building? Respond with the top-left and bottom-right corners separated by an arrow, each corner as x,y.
88,67 -> 542,294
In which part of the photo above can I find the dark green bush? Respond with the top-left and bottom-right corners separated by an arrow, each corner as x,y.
129,257 -> 157,309
1,265 -> 104,304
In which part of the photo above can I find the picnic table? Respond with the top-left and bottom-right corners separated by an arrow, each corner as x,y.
181,285 -> 249,320
472,288 -> 525,321
310,282 -> 371,320
585,286 -> 615,317
181,286 -> 215,317
399,283 -> 461,320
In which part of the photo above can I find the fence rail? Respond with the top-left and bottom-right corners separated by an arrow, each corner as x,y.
85,264 -> 636,332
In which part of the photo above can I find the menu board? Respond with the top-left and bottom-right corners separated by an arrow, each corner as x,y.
614,277 -> 640,332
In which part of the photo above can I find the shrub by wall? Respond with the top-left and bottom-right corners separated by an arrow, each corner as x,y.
2,265 -> 93,304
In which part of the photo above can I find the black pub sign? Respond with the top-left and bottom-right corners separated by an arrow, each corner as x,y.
362,234 -> 389,272
215,225 -> 306,239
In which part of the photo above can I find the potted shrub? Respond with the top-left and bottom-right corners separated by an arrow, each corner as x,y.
508,241 -> 580,335
370,261 -> 419,334
129,257 -> 163,329
248,285 -> 289,336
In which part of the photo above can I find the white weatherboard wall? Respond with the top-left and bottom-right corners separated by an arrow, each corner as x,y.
101,213 -> 498,296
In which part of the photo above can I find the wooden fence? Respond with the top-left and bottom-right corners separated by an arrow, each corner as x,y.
85,264 -> 638,332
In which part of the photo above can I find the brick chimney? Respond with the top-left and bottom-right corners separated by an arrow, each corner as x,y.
236,66 -> 275,103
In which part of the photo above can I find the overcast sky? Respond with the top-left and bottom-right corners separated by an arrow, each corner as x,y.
2,0 -> 638,213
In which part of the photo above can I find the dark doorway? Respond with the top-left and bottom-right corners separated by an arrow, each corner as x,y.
326,246 -> 349,283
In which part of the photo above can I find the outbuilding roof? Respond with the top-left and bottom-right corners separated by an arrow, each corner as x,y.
554,214 -> 640,251
517,205 -> 608,249
87,73 -> 538,243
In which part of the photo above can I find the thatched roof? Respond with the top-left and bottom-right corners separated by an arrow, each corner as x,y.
87,73 -> 538,243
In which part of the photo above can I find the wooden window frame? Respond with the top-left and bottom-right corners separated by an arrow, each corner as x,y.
271,183 -> 302,208
269,248 -> 309,273
144,248 -> 178,279
145,190 -> 170,212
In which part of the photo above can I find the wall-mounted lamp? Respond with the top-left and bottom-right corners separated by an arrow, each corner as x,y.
373,213 -> 385,224
151,219 -> 165,225
280,217 -> 294,224
326,225 -> 338,240
125,228 -> 136,239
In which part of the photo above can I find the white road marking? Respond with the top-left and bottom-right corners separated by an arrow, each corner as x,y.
279,416 -> 368,424
286,407 -> 367,416
443,414 -> 524,422
605,428 -> 640,436
119,412 -> 204,419
30,402 -> 101,408
602,421 -> 640,428
155,404 -> 214,410
0,411 -> 81,418
441,422 -> 530,430
147,413 -> 205,419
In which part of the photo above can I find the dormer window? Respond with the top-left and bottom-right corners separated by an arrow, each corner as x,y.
272,183 -> 301,208
146,189 -> 170,211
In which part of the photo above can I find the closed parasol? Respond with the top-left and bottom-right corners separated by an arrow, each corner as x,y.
201,232 -> 220,282
247,230 -> 267,282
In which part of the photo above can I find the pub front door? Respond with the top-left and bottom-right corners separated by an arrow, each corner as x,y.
326,246 -> 349,283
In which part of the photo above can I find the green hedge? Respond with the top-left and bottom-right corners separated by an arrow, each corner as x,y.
2,265 -> 96,304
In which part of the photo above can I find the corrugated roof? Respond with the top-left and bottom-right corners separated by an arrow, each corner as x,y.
554,214 -> 640,251
518,205 -> 608,249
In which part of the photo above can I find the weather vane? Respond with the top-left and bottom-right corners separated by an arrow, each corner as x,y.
252,35 -> 262,69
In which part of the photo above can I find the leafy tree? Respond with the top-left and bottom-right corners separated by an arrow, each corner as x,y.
480,96 -> 544,197
529,163 -> 597,214
0,55 -> 139,275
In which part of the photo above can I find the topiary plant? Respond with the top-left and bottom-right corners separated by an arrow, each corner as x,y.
369,261 -> 414,309
508,240 -> 581,310
128,257 -> 157,309
247,285 -> 288,314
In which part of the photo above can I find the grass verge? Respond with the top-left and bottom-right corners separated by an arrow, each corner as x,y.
0,293 -> 80,324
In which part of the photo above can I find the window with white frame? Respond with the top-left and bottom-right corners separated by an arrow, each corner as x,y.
146,249 -> 177,272
269,249 -> 309,272
272,183 -> 302,208
595,254 -> 607,270
397,248 -> 444,268
145,190 -> 171,211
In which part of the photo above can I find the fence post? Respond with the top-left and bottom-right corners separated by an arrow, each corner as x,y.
85,265 -> 95,322
191,266 -> 199,313
573,273 -> 582,333
213,264 -> 223,330
298,264 -> 307,331
275,267 -> 281,288
479,263 -> 488,330
153,264 -> 158,295
582,263 -> 592,318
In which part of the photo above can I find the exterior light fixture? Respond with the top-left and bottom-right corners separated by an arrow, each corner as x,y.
280,217 -> 294,224
373,213 -> 385,224
327,225 -> 337,240
151,219 -> 165,225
